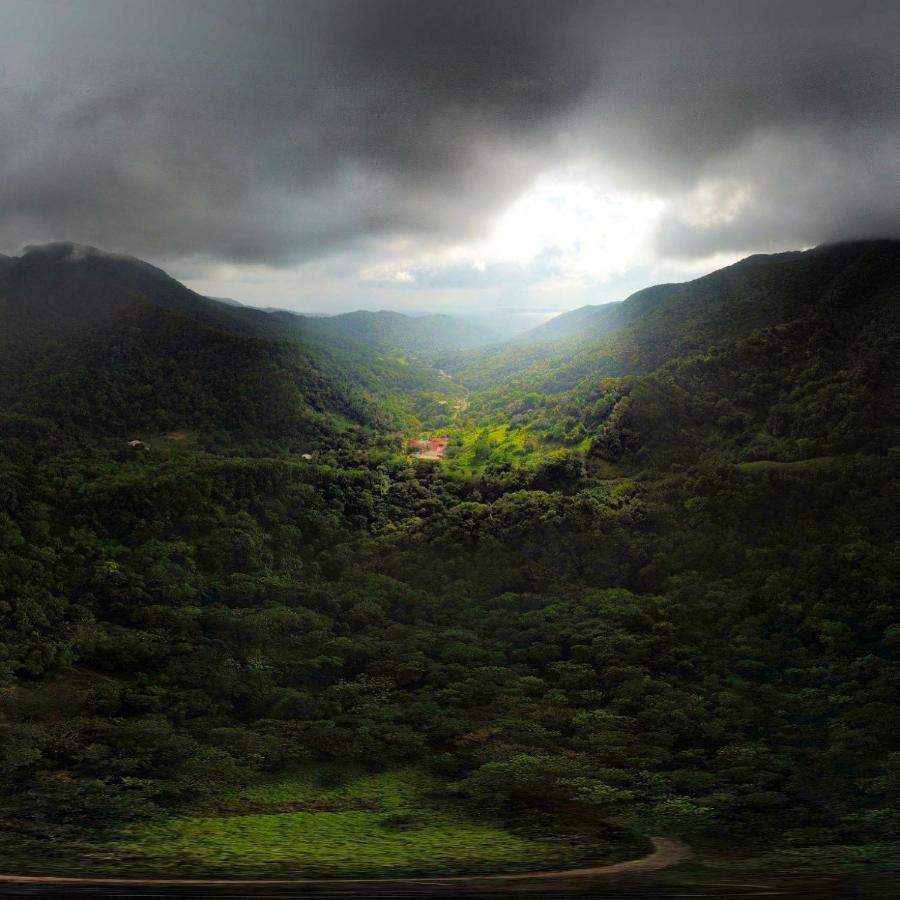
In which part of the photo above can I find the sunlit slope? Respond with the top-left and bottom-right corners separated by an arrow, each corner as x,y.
443,283 -> 681,390
453,241 -> 900,466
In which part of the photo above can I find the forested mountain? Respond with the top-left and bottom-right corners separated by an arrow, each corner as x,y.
456,241 -> 900,466
0,243 -> 464,452
453,242 -> 899,390
0,240 -> 898,878
1,243 -> 283,351
517,283 -> 681,345
296,309 -> 499,359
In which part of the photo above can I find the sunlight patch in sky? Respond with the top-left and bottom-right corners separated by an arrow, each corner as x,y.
479,170 -> 665,279
358,169 -> 666,288
175,169 -> 751,320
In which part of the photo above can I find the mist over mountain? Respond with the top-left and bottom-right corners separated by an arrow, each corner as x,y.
281,309 -> 500,359
514,284 -> 683,346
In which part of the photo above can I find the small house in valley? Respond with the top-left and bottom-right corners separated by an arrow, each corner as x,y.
408,436 -> 449,459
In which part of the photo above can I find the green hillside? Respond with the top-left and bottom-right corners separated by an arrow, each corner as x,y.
455,241 -> 900,466
0,243 -> 466,451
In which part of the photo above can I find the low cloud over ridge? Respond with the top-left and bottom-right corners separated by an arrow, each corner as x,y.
1,1 -> 897,309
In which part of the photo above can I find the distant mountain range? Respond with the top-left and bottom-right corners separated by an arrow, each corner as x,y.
2,239 -> 898,464
279,308 -> 499,357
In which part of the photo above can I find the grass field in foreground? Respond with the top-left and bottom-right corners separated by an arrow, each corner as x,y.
101,767 -> 607,878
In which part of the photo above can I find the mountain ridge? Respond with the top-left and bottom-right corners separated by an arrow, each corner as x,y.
0,243 -> 467,447
452,239 -> 900,468
450,240 -> 900,393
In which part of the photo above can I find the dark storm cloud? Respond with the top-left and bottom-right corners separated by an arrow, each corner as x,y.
1,0 -> 897,267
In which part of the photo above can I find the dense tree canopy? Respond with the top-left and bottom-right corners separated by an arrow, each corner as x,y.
1,240 -> 898,868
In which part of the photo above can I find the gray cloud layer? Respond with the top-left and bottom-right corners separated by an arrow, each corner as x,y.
1,0 -> 898,268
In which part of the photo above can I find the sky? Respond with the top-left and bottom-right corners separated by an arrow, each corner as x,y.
2,0 -> 898,324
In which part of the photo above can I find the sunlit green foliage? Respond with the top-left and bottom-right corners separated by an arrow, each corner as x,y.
101,768 -> 603,877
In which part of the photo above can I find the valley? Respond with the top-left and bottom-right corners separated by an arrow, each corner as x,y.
0,240 -> 898,880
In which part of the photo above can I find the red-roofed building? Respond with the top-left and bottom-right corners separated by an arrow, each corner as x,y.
408,436 -> 450,458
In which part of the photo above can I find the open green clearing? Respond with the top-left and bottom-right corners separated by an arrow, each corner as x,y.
98,768 -> 608,878
437,423 -> 578,474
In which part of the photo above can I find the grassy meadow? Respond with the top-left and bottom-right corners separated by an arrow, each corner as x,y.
91,767 -> 611,878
